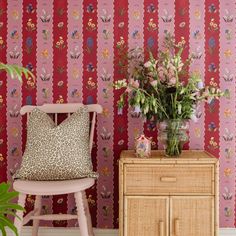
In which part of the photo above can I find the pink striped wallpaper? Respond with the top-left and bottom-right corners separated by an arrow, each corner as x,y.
0,0 -> 235,228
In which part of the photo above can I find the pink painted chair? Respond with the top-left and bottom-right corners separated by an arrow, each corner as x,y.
13,103 -> 103,236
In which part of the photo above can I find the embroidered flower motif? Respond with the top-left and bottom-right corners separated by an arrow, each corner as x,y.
193,29 -> 202,40
55,36 -> 65,50
40,9 -> 51,23
223,9 -> 233,22
102,29 -> 110,40
70,89 -> 80,98
26,18 -> 36,31
40,68 -> 51,81
222,68 -> 234,82
10,29 -> 19,40
9,46 -> 20,59
70,46 -> 80,59
208,3 -> 217,13
26,3 -> 35,14
71,29 -> 80,39
147,18 -> 157,31
208,137 -> 218,150
100,68 -> 111,82
0,36 -> 5,50
133,10 -> 140,20
87,3 -> 95,13
42,29 -> 49,40
57,21 -> 64,29
225,29 -> 232,40
12,10 -> 19,20
161,9 -> 172,23
86,77 -> 96,90
100,9 -> 111,23
191,46 -> 202,59
102,48 -> 109,59
208,18 -> 218,31
72,10 -> 80,20
56,95 -> 64,104
86,19 -> 96,31
194,9 -> 201,20
72,67 -> 79,79
224,108 -> 231,118
147,4 -> 156,13
41,49 -> 49,59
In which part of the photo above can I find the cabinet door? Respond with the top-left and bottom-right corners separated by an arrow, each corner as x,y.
124,196 -> 169,236
170,196 -> 214,236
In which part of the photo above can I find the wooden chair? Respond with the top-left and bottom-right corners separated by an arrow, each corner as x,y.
13,103 -> 103,236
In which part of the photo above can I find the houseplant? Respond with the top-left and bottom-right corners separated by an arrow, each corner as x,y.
0,182 -> 24,236
0,62 -> 34,235
114,33 -> 225,156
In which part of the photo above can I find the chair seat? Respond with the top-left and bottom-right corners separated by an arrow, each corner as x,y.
13,178 -> 95,195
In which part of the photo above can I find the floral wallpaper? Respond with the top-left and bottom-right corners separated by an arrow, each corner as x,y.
0,0 -> 235,229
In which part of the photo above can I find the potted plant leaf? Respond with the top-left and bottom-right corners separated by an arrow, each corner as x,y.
0,62 -> 34,235
0,182 -> 24,236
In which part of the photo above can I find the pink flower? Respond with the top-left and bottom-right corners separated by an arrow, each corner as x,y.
150,80 -> 158,87
144,61 -> 152,68
168,77 -> 176,86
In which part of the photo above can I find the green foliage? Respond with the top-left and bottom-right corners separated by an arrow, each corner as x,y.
0,62 -> 35,83
0,182 -> 24,236
114,33 -> 225,122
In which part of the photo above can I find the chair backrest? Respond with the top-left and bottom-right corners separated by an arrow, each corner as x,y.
20,103 -> 103,154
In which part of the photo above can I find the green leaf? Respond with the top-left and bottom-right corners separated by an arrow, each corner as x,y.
0,215 -> 18,236
0,222 -> 7,236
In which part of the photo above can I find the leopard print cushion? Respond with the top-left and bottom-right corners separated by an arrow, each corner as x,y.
14,107 -> 98,181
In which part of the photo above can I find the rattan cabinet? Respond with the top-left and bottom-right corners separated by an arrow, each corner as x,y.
119,150 -> 219,236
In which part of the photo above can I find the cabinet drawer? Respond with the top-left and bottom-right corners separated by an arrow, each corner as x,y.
124,164 -> 215,195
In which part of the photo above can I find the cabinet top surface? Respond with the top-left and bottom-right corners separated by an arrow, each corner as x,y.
120,150 -> 218,164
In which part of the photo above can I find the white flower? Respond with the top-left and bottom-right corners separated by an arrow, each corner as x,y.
197,81 -> 204,89
144,61 -> 152,68
190,113 -> 198,122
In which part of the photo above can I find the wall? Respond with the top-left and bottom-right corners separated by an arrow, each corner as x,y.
0,0 -> 235,229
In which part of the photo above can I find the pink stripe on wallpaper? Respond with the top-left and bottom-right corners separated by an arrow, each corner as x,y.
219,0 -> 236,227
96,0 -> 114,228
66,0 -> 83,227
36,0 -> 54,226
36,0 -> 53,105
157,0 -> 174,149
127,0 -> 144,148
188,0 -> 205,150
6,0 -> 23,181
158,0 -> 175,51
67,0 -> 83,104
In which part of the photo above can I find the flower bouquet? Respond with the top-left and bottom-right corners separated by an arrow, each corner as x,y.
114,33 -> 225,156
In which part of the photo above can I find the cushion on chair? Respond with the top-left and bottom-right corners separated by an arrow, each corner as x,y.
14,107 -> 98,181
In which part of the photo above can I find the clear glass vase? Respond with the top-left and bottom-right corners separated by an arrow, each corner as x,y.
158,119 -> 189,157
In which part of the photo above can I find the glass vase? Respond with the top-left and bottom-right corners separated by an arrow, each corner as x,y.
158,119 -> 189,157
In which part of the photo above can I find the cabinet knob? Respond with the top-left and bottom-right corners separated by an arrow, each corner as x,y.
160,176 -> 177,182
159,220 -> 164,236
174,218 -> 180,236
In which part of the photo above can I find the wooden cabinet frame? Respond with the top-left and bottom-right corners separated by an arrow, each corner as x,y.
119,150 -> 219,236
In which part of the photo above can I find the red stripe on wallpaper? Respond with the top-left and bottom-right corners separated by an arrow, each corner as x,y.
52,0 -> 68,227
0,0 -> 7,183
174,0 -> 189,150
143,0 -> 158,150
204,1 -> 220,158
21,0 -> 37,222
82,1 -> 98,227
113,0 -> 129,229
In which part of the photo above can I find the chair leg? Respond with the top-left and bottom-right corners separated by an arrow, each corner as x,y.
32,195 -> 42,236
14,193 -> 26,236
74,191 -> 94,236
